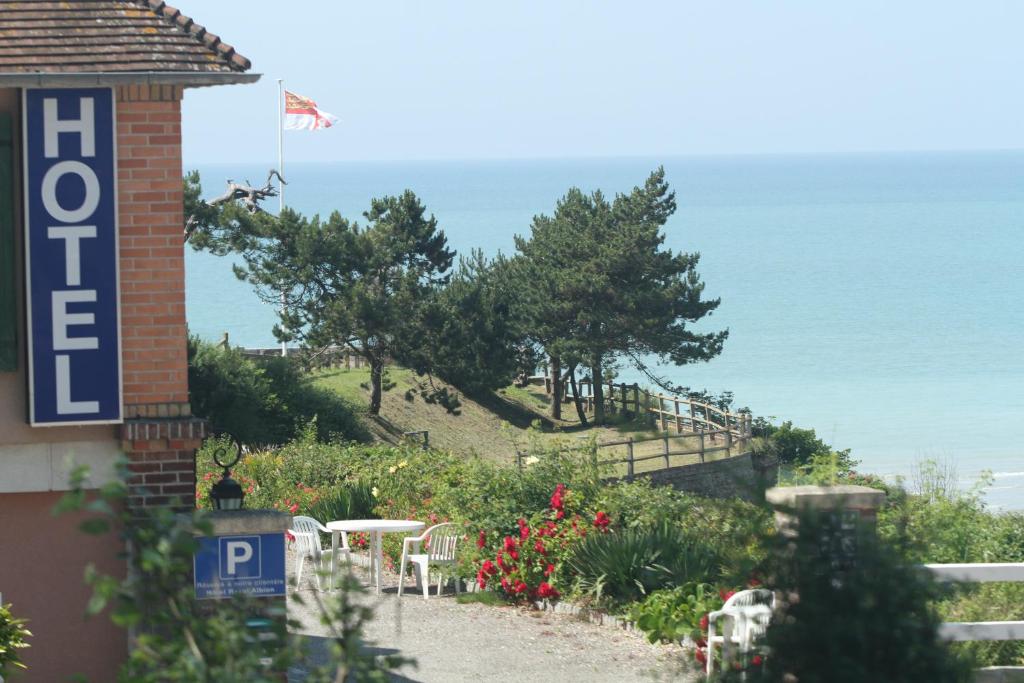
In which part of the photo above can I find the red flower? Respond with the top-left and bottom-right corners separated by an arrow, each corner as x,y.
477,570 -> 487,589
503,536 -> 516,553
500,577 -> 510,592
555,509 -> 565,520
477,530 -> 487,549
537,582 -> 559,599
550,484 -> 566,511
695,637 -> 707,648
544,563 -> 555,577
513,580 -> 528,594
719,589 -> 736,602
534,540 -> 546,554
481,560 -> 499,577
288,503 -> 299,514
593,511 -> 611,531
752,655 -> 763,666
509,549 -> 519,561
695,648 -> 707,665
699,614 -> 709,631
285,530 -> 295,543
520,524 -> 530,541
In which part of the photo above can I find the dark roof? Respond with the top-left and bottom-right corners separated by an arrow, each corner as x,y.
0,0 -> 252,74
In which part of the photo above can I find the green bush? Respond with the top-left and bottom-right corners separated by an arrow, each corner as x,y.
630,582 -> 721,644
752,511 -> 971,683
940,583 -> 1024,666
0,602 -> 31,678
188,337 -> 368,446
307,481 -> 377,524
567,523 -> 721,605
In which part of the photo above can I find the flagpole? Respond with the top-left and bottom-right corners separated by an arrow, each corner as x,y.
277,79 -> 288,357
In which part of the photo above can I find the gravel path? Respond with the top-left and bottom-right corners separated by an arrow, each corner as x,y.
287,556 -> 695,682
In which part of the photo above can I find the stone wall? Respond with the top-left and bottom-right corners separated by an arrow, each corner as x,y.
637,451 -> 778,502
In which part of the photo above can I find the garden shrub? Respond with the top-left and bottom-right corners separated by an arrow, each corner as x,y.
567,523 -> 721,605
629,582 -> 723,645
940,583 -> 1024,666
749,511 -> 971,683
188,336 -> 368,446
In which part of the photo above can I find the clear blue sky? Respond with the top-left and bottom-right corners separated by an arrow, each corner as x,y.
181,1 -> 1024,164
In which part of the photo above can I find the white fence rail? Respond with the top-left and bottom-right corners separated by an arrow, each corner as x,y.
925,562 -> 1024,642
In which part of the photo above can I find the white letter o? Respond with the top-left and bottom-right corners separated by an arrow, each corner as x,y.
41,161 -> 100,223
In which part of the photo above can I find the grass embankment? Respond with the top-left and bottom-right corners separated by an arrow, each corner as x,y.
312,366 -> 744,472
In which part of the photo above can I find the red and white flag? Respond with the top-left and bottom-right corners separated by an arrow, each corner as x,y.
284,90 -> 339,130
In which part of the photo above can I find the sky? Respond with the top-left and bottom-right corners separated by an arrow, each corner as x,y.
182,1 -> 1024,164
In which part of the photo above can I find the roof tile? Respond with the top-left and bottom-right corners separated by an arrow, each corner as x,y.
0,0 -> 251,74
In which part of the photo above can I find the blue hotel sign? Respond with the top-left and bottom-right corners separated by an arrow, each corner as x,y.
194,533 -> 287,600
23,88 -> 122,426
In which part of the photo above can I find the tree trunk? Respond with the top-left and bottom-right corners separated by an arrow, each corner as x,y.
592,356 -> 604,424
568,364 -> 588,426
550,354 -> 562,420
369,356 -> 383,415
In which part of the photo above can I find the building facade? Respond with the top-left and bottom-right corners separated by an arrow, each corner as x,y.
0,3 -> 256,679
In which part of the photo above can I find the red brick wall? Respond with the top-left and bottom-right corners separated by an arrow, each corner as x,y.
116,84 -> 189,412
115,85 -> 205,510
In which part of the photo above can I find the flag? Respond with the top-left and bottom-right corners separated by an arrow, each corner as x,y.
284,90 -> 339,130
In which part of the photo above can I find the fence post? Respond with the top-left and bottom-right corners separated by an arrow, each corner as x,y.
626,438 -> 635,482
725,428 -> 733,454
699,432 -> 706,463
660,397 -> 667,431
516,451 -> 523,471
674,398 -> 682,433
663,434 -> 670,469
689,401 -> 697,433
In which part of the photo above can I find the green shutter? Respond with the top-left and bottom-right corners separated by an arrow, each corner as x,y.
0,112 -> 16,371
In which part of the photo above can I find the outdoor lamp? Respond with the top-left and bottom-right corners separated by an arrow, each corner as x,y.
209,437 -> 244,510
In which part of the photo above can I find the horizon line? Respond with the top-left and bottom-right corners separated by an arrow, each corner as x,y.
183,145 -> 1024,167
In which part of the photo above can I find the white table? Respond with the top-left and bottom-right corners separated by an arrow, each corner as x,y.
326,519 -> 425,594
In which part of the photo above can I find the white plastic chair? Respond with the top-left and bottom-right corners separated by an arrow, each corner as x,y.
290,516 -> 350,592
398,522 -> 460,599
705,588 -> 775,676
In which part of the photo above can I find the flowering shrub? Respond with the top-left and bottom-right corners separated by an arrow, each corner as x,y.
469,485 -> 608,603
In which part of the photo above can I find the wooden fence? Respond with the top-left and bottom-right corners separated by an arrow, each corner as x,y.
556,379 -> 753,443
516,427 -> 752,479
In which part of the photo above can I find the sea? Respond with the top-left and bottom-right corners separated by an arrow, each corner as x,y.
184,152 -> 1024,511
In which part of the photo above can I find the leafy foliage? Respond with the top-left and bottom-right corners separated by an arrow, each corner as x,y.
188,336 -> 367,445
567,523 -> 721,605
0,602 -> 31,677
629,582 -> 723,644
754,511 -> 971,683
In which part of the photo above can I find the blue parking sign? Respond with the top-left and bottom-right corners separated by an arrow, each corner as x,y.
194,533 -> 286,599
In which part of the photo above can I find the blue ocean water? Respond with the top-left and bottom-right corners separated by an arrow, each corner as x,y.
185,153 -> 1024,510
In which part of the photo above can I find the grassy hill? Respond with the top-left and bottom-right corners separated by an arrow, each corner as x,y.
311,366 -> 734,472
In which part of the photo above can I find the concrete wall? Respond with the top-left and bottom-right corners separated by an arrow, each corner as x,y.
0,492 -> 126,682
639,452 -> 779,502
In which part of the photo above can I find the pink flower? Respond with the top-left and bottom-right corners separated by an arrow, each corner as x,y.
288,503 -> 299,514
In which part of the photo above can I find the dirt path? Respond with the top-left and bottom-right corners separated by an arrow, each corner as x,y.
287,563 -> 694,682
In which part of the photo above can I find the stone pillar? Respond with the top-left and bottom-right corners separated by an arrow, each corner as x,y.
766,484 -> 886,534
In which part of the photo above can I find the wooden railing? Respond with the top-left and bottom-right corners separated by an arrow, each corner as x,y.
567,379 -> 752,443
926,563 -> 1024,642
516,427 -> 752,479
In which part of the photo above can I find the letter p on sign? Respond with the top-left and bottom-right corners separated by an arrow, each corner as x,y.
219,535 -> 261,579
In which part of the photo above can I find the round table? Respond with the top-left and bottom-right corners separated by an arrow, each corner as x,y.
326,519 -> 425,594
